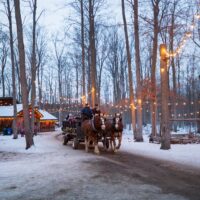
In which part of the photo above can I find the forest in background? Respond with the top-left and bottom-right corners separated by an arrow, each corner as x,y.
0,0 -> 199,149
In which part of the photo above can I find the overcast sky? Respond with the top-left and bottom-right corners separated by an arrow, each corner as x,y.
37,0 -> 122,33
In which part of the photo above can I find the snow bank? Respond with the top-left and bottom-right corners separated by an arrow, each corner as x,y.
122,129 -> 200,169
0,131 -> 62,154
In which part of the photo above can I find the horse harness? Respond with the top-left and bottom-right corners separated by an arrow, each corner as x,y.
90,114 -> 105,132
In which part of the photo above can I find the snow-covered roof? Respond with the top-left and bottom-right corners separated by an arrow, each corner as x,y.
0,105 -> 57,121
0,104 -> 23,117
39,109 -> 58,121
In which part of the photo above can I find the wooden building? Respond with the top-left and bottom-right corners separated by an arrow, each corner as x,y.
38,110 -> 57,132
0,104 -> 58,133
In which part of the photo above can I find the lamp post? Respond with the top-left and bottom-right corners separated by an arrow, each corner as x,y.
160,44 -> 171,150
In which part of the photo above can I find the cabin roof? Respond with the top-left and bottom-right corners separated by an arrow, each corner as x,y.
39,109 -> 57,121
0,104 -> 57,121
0,104 -> 23,117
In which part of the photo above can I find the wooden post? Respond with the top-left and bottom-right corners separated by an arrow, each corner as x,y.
160,44 -> 171,150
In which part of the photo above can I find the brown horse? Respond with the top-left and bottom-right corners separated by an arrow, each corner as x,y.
104,113 -> 123,152
81,114 -> 106,154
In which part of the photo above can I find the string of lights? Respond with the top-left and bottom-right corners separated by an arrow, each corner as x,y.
166,13 -> 200,58
43,99 -> 199,118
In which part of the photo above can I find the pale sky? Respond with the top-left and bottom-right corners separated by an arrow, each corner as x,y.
37,0 -> 123,33
37,0 -> 70,31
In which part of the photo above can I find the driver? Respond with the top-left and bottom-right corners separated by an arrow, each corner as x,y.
81,103 -> 93,121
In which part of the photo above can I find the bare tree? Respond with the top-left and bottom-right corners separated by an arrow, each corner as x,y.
131,0 -> 143,141
121,0 -> 136,134
160,44 -> 170,150
80,0 -> 86,105
53,34 -> 66,123
14,0 -> 33,149
6,0 -> 18,139
106,27 -> 128,105
96,29 -> 109,104
0,30 -> 8,97
150,0 -> 160,137
30,0 -> 37,133
89,0 -> 97,107
35,27 -> 47,109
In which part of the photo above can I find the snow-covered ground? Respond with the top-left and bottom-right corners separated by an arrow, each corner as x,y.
0,129 -> 200,200
122,129 -> 200,170
0,127 -> 200,170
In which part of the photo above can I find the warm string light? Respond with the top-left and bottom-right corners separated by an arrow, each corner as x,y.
80,87 -> 98,105
166,13 -> 200,58
43,100 -> 199,108
44,99 -> 199,118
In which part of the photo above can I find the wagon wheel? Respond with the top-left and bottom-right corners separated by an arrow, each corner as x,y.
63,135 -> 69,145
72,138 -> 79,149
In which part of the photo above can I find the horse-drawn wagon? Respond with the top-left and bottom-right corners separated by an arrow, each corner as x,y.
62,113 -> 123,154
62,116 -> 84,149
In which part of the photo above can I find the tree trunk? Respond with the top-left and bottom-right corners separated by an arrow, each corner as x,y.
87,47 -> 91,104
160,44 -> 170,150
14,0 -> 33,149
7,0 -> 18,139
58,63 -> 62,125
81,0 -> 86,105
2,66 -> 5,97
38,62 -> 43,109
134,0 -> 143,141
151,0 -> 159,137
31,0 -> 37,133
37,66 -> 41,108
1,47 -> 7,97
89,0 -> 97,108
15,53 -> 22,102
121,0 -> 136,135
75,58 -> 79,101
98,60 -> 104,105
169,3 -> 177,132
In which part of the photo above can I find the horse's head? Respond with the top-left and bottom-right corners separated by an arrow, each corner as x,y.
100,113 -> 106,130
93,113 -> 106,130
113,113 -> 123,131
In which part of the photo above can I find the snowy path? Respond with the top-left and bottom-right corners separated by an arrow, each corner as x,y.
122,132 -> 200,171
0,131 -> 200,200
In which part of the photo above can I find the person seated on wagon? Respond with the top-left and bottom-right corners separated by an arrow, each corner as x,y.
66,114 -> 69,120
81,103 -> 93,121
92,103 -> 101,116
67,113 -> 73,126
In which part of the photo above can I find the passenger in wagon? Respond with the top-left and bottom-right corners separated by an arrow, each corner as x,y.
92,103 -> 101,116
